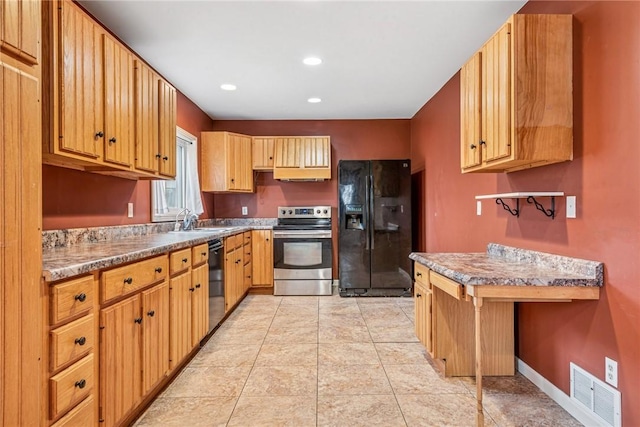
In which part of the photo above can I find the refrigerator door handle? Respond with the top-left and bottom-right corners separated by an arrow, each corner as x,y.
369,173 -> 375,250
364,175 -> 370,250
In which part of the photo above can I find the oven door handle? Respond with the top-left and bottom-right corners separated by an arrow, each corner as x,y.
273,231 -> 332,239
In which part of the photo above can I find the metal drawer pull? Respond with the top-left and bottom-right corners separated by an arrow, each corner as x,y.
182,258 -> 188,263
134,317 -> 143,324
189,287 -> 195,292
75,379 -> 86,389
147,310 -> 155,317
416,272 -> 422,277
74,336 -> 87,346
195,284 -> 201,289
124,277 -> 133,285
155,267 -> 163,273
74,293 -> 87,302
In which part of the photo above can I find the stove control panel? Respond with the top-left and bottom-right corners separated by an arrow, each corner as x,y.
278,206 -> 331,219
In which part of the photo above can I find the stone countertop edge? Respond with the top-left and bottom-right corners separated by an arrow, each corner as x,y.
409,243 -> 604,287
42,226 -> 272,282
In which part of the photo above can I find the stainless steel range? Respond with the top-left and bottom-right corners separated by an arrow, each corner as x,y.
273,206 -> 333,296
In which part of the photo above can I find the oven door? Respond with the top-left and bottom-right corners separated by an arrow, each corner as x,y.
273,230 -> 332,280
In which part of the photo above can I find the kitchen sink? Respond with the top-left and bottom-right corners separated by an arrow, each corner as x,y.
168,227 -> 238,234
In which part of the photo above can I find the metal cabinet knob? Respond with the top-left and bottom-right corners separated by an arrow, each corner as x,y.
74,293 -> 87,302
74,336 -> 86,346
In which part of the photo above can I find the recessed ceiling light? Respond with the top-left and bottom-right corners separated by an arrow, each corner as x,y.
220,84 -> 237,91
307,97 -> 322,103
303,57 -> 322,66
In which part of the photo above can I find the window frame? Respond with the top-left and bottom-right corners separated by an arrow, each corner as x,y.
151,126 -> 198,222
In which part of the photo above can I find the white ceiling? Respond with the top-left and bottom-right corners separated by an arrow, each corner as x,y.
78,1 -> 526,120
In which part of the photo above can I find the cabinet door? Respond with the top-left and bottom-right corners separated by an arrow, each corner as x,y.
251,230 -> 273,287
225,134 -> 239,190
191,263 -> 209,346
141,282 -> 169,396
481,22 -> 511,163
103,34 -> 134,168
224,247 -> 237,312
414,282 -> 425,346
134,60 -> 159,174
252,137 -> 274,170
1,0 -> 39,64
301,137 -> 330,168
169,271 -> 192,369
158,78 -> 176,177
59,0 -> 104,160
239,135 -> 253,191
99,295 -> 141,427
274,137 -> 300,168
460,52 -> 482,169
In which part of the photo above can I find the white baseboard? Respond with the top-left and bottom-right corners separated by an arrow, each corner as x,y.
516,358 -> 607,427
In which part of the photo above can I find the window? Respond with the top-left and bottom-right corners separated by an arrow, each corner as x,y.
151,127 -> 203,222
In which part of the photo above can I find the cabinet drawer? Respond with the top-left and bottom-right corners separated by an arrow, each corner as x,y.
243,242 -> 251,258
192,243 -> 209,266
414,263 -> 429,286
50,314 -> 95,372
243,231 -> 251,245
225,234 -> 241,252
170,248 -> 192,275
101,256 -> 168,303
51,275 -> 95,325
430,271 -> 463,300
50,354 -> 94,419
51,395 -> 94,427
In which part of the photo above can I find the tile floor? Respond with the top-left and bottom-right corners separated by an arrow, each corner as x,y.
134,293 -> 581,427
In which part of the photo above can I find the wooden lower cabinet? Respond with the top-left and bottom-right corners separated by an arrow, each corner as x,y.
191,263 -> 209,347
51,396 -> 95,427
413,281 -> 432,354
224,234 -> 246,312
169,271 -> 192,370
141,283 -> 169,396
251,230 -> 273,288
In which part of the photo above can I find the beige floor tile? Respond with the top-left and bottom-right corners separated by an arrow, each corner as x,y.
279,295 -> 320,305
227,396 -> 316,427
318,324 -> 372,343
207,326 -> 268,345
318,364 -> 393,395
319,295 -> 358,306
190,343 -> 261,367
319,303 -> 362,315
368,324 -> 420,343
384,364 -> 468,394
164,366 -> 251,397
317,394 -> 406,427
482,393 -> 582,426
264,325 -> 318,343
271,313 -> 319,328
363,312 -> 412,327
242,365 -> 317,396
460,372 -> 546,397
375,342 -> 430,365
319,312 -> 366,325
318,342 -> 380,365
135,396 -> 236,426
396,393 -> 495,427
255,343 -> 318,366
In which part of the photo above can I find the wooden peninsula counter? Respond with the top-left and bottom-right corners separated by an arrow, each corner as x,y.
410,243 -> 603,426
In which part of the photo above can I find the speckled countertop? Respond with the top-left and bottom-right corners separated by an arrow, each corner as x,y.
410,243 -> 603,287
42,225 -> 273,282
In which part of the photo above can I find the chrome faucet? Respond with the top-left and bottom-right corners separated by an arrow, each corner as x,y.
174,208 -> 198,231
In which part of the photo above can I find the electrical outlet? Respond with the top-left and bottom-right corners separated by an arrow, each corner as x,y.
566,196 -> 576,218
476,200 -> 482,216
605,357 -> 618,387
241,206 -> 248,216
127,203 -> 134,218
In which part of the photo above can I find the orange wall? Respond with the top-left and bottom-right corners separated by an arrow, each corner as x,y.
42,91 -> 214,230
411,2 -> 639,424
209,120 -> 411,218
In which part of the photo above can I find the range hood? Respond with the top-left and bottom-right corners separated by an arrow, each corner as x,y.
272,136 -> 332,181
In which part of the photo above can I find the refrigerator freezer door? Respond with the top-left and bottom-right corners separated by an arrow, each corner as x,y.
370,160 -> 412,290
338,161 -> 371,290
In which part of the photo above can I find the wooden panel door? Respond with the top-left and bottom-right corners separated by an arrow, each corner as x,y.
481,22 -> 511,163
58,0 -> 104,160
141,282 -> 169,397
225,134 -> 239,190
191,263 -> 209,346
158,78 -> 176,178
99,295 -> 141,427
460,52 -> 482,169
239,135 -> 253,191
224,247 -> 237,312
301,137 -> 330,168
252,137 -> 274,170
1,0 -> 39,64
274,137 -> 300,168
169,271 -> 192,369
103,34 -> 133,168
1,60 -> 42,427
251,230 -> 273,287
414,282 -> 426,346
134,60 -> 159,174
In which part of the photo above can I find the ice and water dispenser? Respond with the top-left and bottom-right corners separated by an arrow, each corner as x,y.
344,204 -> 364,230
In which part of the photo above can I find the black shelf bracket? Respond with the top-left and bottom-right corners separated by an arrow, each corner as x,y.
495,198 -> 519,217
526,196 -> 556,219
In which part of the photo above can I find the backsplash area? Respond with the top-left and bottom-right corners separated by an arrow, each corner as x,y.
42,218 -> 277,249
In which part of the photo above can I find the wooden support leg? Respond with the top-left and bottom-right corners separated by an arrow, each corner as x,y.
474,296 -> 484,427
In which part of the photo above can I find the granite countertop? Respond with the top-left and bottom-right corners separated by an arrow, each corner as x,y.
410,243 -> 603,287
42,226 -> 272,282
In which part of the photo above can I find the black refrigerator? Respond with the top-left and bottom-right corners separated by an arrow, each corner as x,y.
338,160 -> 412,296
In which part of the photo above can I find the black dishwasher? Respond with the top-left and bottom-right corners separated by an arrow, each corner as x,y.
208,238 -> 225,333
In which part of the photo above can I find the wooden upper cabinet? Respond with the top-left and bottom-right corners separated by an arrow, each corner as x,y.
460,15 -> 573,173
134,60 -> 159,174
1,0 -> 39,64
252,137 -> 275,170
273,136 -> 331,180
201,131 -> 254,193
103,35 -> 134,168
158,79 -> 177,178
54,0 -> 105,161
